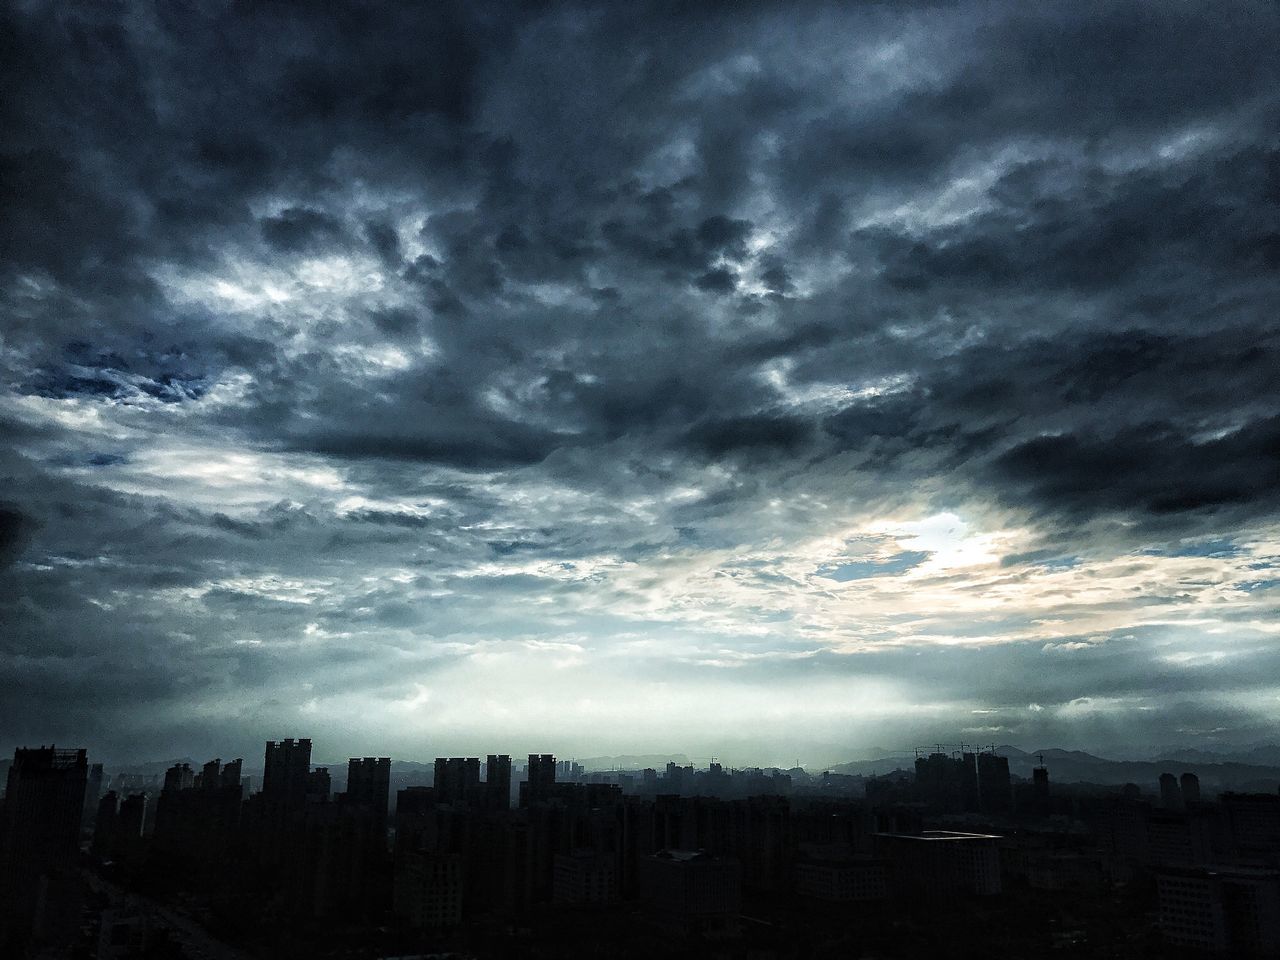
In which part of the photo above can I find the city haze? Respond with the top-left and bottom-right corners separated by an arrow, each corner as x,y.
3,1 -> 1280,764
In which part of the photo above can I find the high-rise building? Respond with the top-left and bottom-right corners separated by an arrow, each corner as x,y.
221,758 -> 243,789
82,762 -> 105,831
486,755 -> 512,810
199,758 -> 222,789
553,850 -> 618,904
639,850 -> 742,939
347,757 -> 391,843
1033,764 -> 1050,813
1158,865 -> 1280,954
0,746 -> 89,887
977,751 -> 1011,813
0,747 -> 88,953
873,830 -> 1002,897
307,767 -> 331,803
1161,772 -> 1185,811
162,762 -> 194,794
263,738 -> 312,809
118,792 -> 148,843
525,754 -> 556,805
1181,772 -> 1202,805
394,851 -> 463,928
92,791 -> 120,859
434,757 -> 480,805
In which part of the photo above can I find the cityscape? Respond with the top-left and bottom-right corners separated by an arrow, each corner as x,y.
2,738 -> 1279,957
5,0 -> 1280,957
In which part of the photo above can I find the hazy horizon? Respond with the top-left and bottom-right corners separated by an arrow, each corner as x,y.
4,2 -> 1280,765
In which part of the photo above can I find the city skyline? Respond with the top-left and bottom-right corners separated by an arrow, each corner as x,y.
4,1 -> 1280,764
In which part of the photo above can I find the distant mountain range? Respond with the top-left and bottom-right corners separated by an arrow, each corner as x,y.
831,743 -> 1280,793
6,744 -> 1279,796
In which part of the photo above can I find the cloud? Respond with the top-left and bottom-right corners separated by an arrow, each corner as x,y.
1,0 -> 1278,761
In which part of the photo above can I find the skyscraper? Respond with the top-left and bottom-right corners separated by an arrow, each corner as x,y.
347,757 -> 391,842
1160,772 -> 1184,811
82,762 -> 105,831
0,747 -> 89,950
263,738 -> 312,809
1,746 -> 88,881
977,751 -> 1011,813
1180,772 -> 1202,804
486,755 -> 512,810
525,754 -> 556,805
221,758 -> 243,789
434,757 -> 480,805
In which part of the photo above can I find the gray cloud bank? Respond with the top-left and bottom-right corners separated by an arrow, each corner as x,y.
2,0 -> 1279,764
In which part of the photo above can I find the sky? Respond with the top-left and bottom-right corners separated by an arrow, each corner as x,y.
2,1 -> 1279,767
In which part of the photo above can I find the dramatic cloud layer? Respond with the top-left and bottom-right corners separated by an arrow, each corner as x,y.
3,0 -> 1279,764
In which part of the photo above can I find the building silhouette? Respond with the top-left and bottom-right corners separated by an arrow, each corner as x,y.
873,830 -> 1002,897
1181,772 -> 1202,804
434,757 -> 480,805
486,754 -> 512,810
0,747 -> 89,952
263,738 -> 312,809
523,753 -> 556,806
1161,772 -> 1185,811
639,850 -> 741,939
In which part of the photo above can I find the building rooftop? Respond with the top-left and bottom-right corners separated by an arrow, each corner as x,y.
875,830 -> 1001,841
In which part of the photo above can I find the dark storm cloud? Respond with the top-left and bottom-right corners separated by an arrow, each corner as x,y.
3,0 -> 1280,758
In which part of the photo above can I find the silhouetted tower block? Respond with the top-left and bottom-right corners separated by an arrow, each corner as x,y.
556,759 -> 585,782
395,851 -> 463,927
524,754 -> 556,806
82,762 -> 105,831
639,850 -> 742,939
959,752 -> 980,810
0,747 -> 88,953
1161,772 -> 1185,811
434,757 -> 480,805
155,764 -> 193,853
198,758 -> 222,789
92,791 -> 120,859
486,755 -> 512,810
394,787 -> 439,860
307,767 -> 331,803
1220,793 -> 1280,863
977,751 -> 1011,813
347,756 -> 391,842
221,758 -> 243,789
0,746 -> 89,890
1181,772 -> 1202,804
263,738 -> 312,809
162,762 -> 194,794
1033,765 -> 1050,808
118,792 -> 148,843
915,754 -> 949,808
